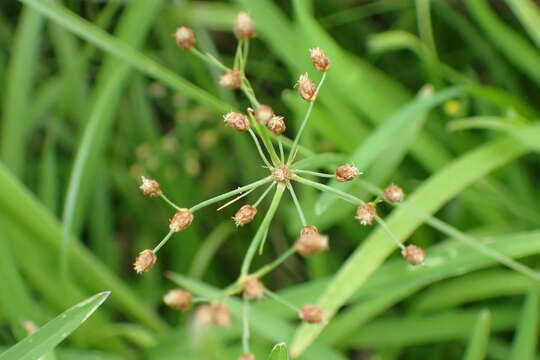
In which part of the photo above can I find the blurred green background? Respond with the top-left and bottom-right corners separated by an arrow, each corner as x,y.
1,0 -> 540,359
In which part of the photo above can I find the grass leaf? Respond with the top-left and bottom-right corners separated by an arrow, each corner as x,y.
464,309 -> 491,360
268,343 -> 289,360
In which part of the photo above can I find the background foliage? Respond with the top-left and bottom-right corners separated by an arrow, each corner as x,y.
0,0 -> 539,359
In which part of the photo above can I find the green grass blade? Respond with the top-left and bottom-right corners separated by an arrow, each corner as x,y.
290,136 -> 529,356
464,309 -> 491,360
0,292 -> 110,360
510,291 -> 539,360
506,0 -> 540,49
268,343 -> 289,360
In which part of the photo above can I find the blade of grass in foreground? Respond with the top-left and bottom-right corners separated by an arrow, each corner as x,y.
0,292 -> 110,360
268,343 -> 289,360
464,310 -> 491,360
290,136 -> 529,357
510,291 -> 539,360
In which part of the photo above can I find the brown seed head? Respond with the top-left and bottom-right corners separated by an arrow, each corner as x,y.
211,302 -> 231,327
296,73 -> 317,102
233,204 -> 258,227
170,209 -> 194,232
271,165 -> 291,183
255,105 -> 274,125
356,203 -> 377,226
193,304 -> 213,328
335,164 -> 360,182
309,48 -> 330,72
224,112 -> 250,131
234,12 -> 255,40
219,70 -> 243,89
299,305 -> 323,323
139,176 -> 161,197
133,249 -> 157,274
163,289 -> 193,310
239,354 -> 256,360
401,244 -> 425,265
295,225 -> 329,256
175,26 -> 196,50
383,184 -> 405,203
242,277 -> 265,300
266,115 -> 286,135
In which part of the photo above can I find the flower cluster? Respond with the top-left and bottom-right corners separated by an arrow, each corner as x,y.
133,11 -> 425,359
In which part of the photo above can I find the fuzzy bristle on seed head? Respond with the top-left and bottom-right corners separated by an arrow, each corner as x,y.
211,302 -> 231,327
296,73 -> 317,102
219,70 -> 243,89
309,48 -> 330,72
295,226 -> 329,256
234,12 -> 255,40
383,184 -> 405,203
356,203 -> 377,226
175,26 -> 196,50
299,305 -> 323,323
169,209 -> 194,232
242,277 -> 265,300
271,165 -> 291,183
266,115 -> 286,135
233,204 -> 257,226
139,176 -> 161,197
163,289 -> 193,310
224,112 -> 250,131
401,244 -> 425,265
239,354 -> 256,360
255,105 -> 273,125
335,164 -> 360,182
133,249 -> 157,274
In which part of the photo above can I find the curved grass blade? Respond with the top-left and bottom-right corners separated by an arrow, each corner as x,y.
510,291 -> 539,360
268,343 -> 289,360
506,0 -> 540,50
464,309 -> 491,360
0,292 -> 110,360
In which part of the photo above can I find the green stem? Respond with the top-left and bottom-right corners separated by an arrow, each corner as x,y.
287,183 -> 307,226
287,72 -> 327,164
264,289 -> 300,313
189,177 -> 272,213
242,297 -> 250,354
240,184 -> 286,277
246,108 -> 280,164
293,175 -> 362,205
294,169 -> 334,178
191,48 -> 230,72
160,193 -> 181,211
252,246 -> 296,279
254,182 -> 276,208
279,137 -> 285,162
153,230 -> 174,253
248,128 -> 272,169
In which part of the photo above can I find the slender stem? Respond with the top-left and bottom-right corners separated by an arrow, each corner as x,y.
252,246 -> 296,279
240,184 -> 286,277
254,182 -> 276,208
293,175 -> 362,205
279,137 -> 285,162
295,169 -> 334,178
189,177 -> 272,213
242,297 -> 250,354
217,187 -> 256,211
248,128 -> 272,169
243,39 -> 250,71
247,109 -> 280,165
287,183 -> 307,226
160,193 -> 181,210
287,72 -> 327,164
191,48 -> 230,72
264,289 -> 300,313
153,230 -> 174,253
258,228 -> 269,255
375,216 -> 405,250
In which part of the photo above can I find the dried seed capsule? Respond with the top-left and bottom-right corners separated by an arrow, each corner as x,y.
133,249 -> 157,274
170,209 -> 194,232
356,203 -> 377,226
335,164 -> 360,182
295,226 -> 329,256
266,115 -> 286,135
233,205 -> 257,226
401,244 -> 425,265
271,165 -> 291,183
163,289 -> 193,310
255,105 -> 273,125
383,184 -> 404,203
224,112 -> 250,131
296,73 -> 317,102
175,26 -> 196,50
219,70 -> 243,89
139,176 -> 161,197
299,305 -> 323,323
242,277 -> 265,300
239,354 -> 256,360
309,48 -> 330,72
211,302 -> 231,327
234,12 -> 255,40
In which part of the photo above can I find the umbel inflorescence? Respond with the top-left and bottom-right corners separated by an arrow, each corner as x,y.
134,11 -> 424,359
